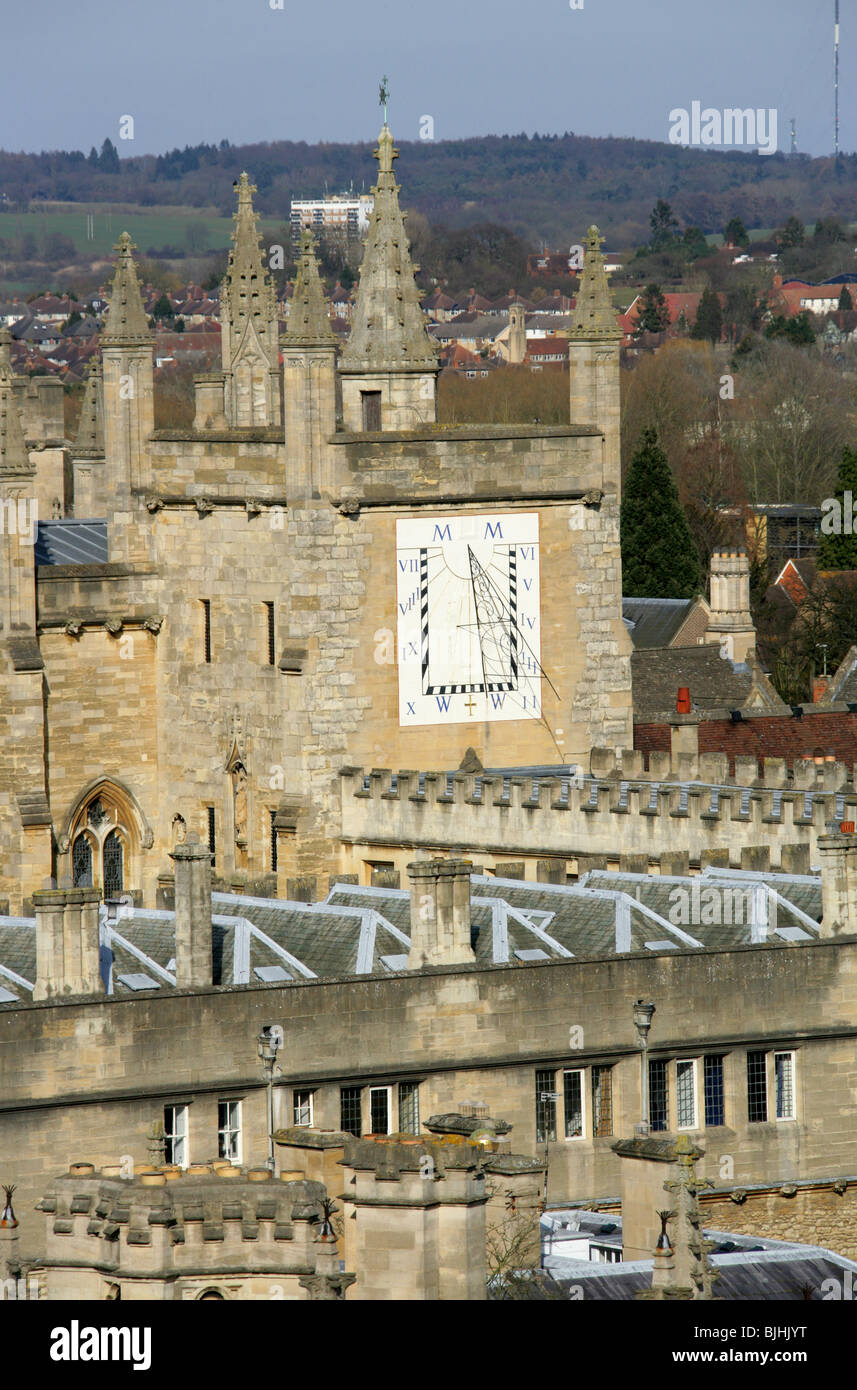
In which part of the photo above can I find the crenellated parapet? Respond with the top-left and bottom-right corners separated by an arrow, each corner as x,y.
339,754 -> 857,872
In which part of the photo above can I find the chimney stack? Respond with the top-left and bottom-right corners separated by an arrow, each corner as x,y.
407,859 -> 475,969
817,824 -> 857,938
706,550 -> 756,662
33,887 -> 102,1000
170,832 -> 213,987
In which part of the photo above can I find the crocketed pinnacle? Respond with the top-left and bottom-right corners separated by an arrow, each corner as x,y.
341,125 -> 437,371
73,357 -> 104,457
283,231 -> 335,346
102,233 -> 152,345
221,171 -> 278,337
569,226 -> 621,340
0,327 -> 34,477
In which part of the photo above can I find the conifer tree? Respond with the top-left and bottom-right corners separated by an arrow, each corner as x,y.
633,284 -> 670,336
817,447 -> 857,569
621,428 -> 703,597
691,286 -> 723,344
838,285 -> 853,311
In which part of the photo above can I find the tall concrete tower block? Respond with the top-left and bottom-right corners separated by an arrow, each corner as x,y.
568,225 -> 622,492
339,124 -> 439,432
220,172 -> 281,429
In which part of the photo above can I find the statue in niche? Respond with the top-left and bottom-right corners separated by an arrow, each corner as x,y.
171,814 -> 187,847
232,763 -> 248,867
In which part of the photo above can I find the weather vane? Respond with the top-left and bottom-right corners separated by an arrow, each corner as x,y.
379,75 -> 390,124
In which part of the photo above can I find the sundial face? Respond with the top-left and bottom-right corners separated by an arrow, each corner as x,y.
396,512 -> 541,727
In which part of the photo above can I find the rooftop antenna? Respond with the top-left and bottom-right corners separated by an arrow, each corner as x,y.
379,75 -> 390,125
835,0 -> 841,156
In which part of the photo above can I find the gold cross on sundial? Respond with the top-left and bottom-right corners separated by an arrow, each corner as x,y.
465,696 -> 477,715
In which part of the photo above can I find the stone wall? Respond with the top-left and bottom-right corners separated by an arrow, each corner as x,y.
3,936 -> 857,1261
338,756 -> 857,882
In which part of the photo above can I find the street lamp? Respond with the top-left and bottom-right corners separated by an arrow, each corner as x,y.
257,1025 -> 282,1173
539,1089 -> 561,1220
632,1000 -> 656,1137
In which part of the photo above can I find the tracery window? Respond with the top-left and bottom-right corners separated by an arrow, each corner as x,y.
69,787 -> 134,895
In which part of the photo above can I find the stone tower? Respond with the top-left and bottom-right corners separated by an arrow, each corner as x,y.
339,124 -> 439,431
0,326 -> 49,894
0,327 -> 37,638
508,301 -> 527,364
100,234 -> 154,516
220,172 -> 280,428
282,230 -> 338,499
568,225 -> 621,483
71,357 -> 104,518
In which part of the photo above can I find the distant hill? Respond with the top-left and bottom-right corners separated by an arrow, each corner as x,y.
2,133 -> 857,247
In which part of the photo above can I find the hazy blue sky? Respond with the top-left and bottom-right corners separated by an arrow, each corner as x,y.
4,0 -> 851,157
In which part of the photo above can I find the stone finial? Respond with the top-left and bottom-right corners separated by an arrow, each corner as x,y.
568,225 -> 621,341
0,328 -> 34,479
102,233 -> 152,345
73,357 -> 104,458
283,231 -> 336,346
341,124 -> 438,373
221,172 -> 278,341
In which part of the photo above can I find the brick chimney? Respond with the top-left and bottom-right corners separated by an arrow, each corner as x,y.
407,858 -> 475,968
170,832 -> 213,987
33,887 -> 102,1000
817,824 -> 857,938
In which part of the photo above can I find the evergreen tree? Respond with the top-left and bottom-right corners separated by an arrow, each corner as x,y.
838,285 -> 853,311
634,283 -> 670,336
621,428 -> 703,598
724,216 -> 749,247
691,285 -> 723,344
817,447 -> 857,569
778,215 -> 805,249
99,138 -> 120,173
649,199 -> 679,250
152,293 -> 174,320
681,226 -> 710,260
87,146 -> 99,167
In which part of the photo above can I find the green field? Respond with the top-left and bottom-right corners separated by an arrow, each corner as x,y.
0,204 -> 287,259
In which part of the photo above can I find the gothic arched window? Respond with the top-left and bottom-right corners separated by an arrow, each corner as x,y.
103,831 -> 124,897
66,786 -> 138,897
72,834 -> 93,888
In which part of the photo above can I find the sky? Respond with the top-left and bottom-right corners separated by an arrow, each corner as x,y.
3,0 -> 851,158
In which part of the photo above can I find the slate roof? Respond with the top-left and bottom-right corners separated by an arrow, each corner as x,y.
623,597 -> 694,649
540,1207 -> 857,1300
34,520 -> 108,565
631,644 -> 772,719
0,867 -> 824,1009
824,645 -> 857,704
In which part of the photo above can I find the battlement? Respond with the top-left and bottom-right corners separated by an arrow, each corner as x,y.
339,754 -> 857,872
28,1161 -> 334,1299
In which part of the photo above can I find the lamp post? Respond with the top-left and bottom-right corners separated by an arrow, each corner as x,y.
539,1089 -> 561,1219
257,1025 -> 282,1173
633,999 -> 656,1136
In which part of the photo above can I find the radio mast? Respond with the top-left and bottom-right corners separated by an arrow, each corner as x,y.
835,0 -> 840,156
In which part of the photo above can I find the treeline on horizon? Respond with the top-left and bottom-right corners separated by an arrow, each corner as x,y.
3,132 -> 857,246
